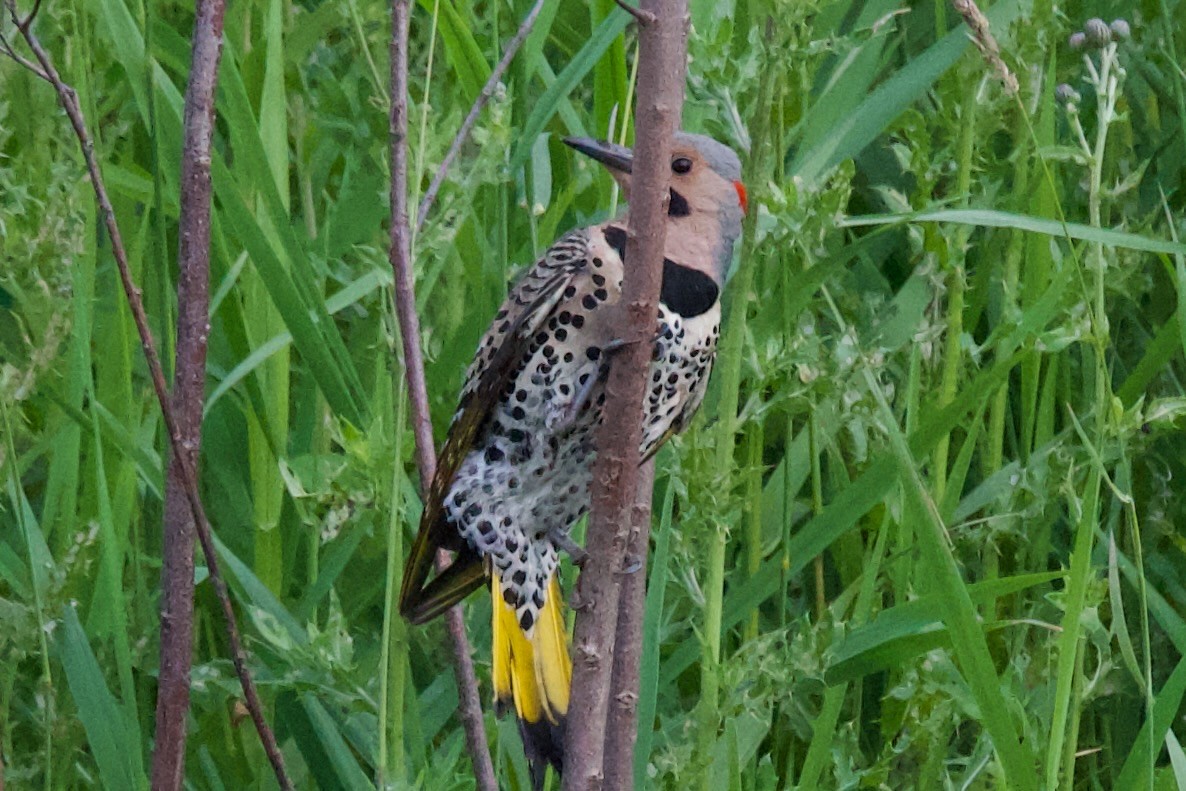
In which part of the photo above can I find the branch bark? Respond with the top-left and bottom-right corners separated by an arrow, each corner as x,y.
388,2 -> 497,788
602,460 -> 655,789
563,1 -> 688,787
150,0 -> 225,785
3,12 -> 292,790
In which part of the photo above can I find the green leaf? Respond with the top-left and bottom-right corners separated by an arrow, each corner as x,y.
279,693 -> 376,791
790,0 -> 1023,184
57,607 -> 146,790
843,208 -> 1186,256
1116,657 -> 1186,789
510,11 -> 631,171
827,572 -> 1063,684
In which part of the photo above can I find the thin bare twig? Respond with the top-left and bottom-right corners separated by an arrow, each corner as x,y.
15,0 -> 40,31
613,0 -> 656,27
389,1 -> 497,788
5,12 -> 292,790
151,0 -> 225,786
563,0 -> 688,786
0,30 -> 48,80
414,0 -> 546,234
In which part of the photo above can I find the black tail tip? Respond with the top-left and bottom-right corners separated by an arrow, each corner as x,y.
519,716 -> 564,791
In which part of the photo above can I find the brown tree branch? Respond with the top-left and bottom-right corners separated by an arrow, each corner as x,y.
602,460 -> 655,789
0,31 -> 48,80
3,12 -> 292,790
389,2 -> 497,788
150,0 -> 225,786
415,0 -> 546,235
563,0 -> 688,786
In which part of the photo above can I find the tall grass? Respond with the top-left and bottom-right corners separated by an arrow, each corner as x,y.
2,0 -> 1186,787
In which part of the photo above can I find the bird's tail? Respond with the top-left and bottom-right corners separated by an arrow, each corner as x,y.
491,572 -> 571,790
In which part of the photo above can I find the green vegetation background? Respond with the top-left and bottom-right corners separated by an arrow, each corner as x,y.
2,0 -> 1185,787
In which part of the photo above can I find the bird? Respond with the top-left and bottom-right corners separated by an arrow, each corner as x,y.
399,131 -> 746,788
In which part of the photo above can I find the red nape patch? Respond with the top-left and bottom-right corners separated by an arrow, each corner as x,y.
734,180 -> 748,214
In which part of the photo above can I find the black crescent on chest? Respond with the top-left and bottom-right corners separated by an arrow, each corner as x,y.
602,226 -> 719,319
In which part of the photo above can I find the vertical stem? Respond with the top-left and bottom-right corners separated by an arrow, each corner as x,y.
564,2 -> 688,785
809,414 -> 825,621
986,102 -> 1034,478
152,0 -> 225,785
602,460 -> 656,788
1,400 -> 53,791
10,17 -> 290,786
378,377 -> 409,787
1047,44 -> 1118,790
695,46 -> 776,784
743,423 -> 763,640
388,2 -> 496,787
932,84 -> 977,505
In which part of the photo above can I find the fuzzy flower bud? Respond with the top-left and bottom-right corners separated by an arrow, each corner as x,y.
1055,83 -> 1081,105
1083,18 -> 1112,47
1110,19 -> 1131,40
1069,31 -> 1087,50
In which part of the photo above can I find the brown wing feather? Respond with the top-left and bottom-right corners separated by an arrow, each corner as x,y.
399,231 -> 591,620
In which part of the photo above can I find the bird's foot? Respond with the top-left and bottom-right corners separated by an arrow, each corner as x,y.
621,554 -> 644,574
549,528 -> 588,566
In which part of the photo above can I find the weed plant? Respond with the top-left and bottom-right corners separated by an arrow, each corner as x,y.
2,0 -> 1185,788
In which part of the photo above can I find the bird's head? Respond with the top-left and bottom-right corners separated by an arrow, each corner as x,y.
564,132 -> 746,275
564,132 -> 746,217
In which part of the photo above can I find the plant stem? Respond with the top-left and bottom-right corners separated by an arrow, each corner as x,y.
564,2 -> 688,782
1046,43 -> 1119,790
696,49 -> 777,785
932,83 -> 977,505
378,376 -> 409,788
6,12 -> 291,784
743,423 -> 763,640
1,399 -> 53,791
388,1 -> 497,786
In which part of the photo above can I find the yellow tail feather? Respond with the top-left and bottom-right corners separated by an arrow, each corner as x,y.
491,572 -> 571,786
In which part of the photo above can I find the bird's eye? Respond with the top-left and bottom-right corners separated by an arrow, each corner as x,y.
672,157 -> 693,174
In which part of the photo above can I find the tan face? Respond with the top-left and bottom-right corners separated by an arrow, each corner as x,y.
562,135 -> 747,216
665,145 -> 748,216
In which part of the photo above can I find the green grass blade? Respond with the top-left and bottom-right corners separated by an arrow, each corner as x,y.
843,208 -> 1186,256
633,480 -> 675,787
1116,657 -> 1186,789
57,606 -> 146,790
510,11 -> 631,170
790,0 -> 1023,185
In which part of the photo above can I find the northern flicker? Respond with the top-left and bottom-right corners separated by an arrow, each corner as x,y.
399,132 -> 746,786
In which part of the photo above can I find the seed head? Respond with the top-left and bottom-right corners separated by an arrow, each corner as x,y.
1110,19 -> 1131,40
1055,83 -> 1081,105
1083,18 -> 1112,47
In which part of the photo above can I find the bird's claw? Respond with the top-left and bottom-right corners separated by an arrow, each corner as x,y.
621,555 -> 643,574
549,528 -> 588,566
